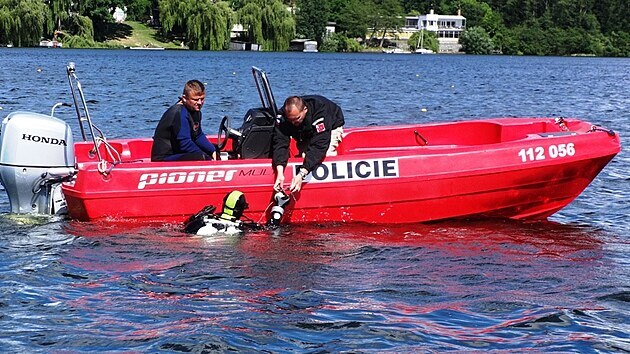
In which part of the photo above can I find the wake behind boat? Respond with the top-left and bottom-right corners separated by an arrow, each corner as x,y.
0,64 -> 621,225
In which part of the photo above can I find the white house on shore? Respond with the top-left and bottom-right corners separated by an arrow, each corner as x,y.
402,10 -> 466,53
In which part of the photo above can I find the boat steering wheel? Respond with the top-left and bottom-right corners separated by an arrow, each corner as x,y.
217,116 -> 232,151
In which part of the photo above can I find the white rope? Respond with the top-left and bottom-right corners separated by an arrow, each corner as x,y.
94,136 -> 122,175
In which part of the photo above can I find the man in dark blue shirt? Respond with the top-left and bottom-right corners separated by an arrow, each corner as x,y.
151,80 -> 216,161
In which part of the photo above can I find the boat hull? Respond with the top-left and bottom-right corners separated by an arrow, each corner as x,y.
61,118 -> 620,224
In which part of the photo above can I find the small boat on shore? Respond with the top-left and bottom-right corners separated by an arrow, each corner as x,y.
0,65 -> 621,225
414,30 -> 435,54
39,39 -> 62,48
415,48 -> 434,54
383,47 -> 412,54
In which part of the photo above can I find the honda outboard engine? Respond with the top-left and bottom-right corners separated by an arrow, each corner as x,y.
0,111 -> 76,214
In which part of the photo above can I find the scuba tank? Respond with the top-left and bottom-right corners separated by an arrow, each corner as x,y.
268,190 -> 291,227
183,205 -> 217,234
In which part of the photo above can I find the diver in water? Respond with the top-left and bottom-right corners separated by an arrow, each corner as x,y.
184,189 -> 291,236
184,190 -> 249,236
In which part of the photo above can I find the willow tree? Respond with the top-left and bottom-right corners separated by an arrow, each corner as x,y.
0,6 -> 12,44
48,0 -> 71,31
159,0 -> 234,50
237,2 -> 264,44
159,0 -> 191,38
0,0 -> 52,46
236,0 -> 295,51
260,0 -> 295,51
187,0 -> 233,50
61,14 -> 95,47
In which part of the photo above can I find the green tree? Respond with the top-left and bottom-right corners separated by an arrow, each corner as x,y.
460,26 -> 494,54
78,0 -> 125,40
505,22 -> 549,55
186,0 -> 233,50
439,0 -> 493,28
408,30 -> 439,52
237,2 -> 263,44
335,0 -> 372,39
0,6 -> 13,44
66,14 -> 95,39
159,0 -> 236,50
159,0 -> 190,38
0,0 -> 52,46
602,31 -> 630,57
401,0 -> 432,13
369,0 -> 404,47
295,0 -> 329,43
480,5 -> 504,36
48,0 -> 71,31
260,0 -> 295,51
502,0 -> 537,25
320,32 -> 361,52
551,0 -> 597,30
235,0 -> 294,51
593,0 -> 629,34
125,0 -> 154,22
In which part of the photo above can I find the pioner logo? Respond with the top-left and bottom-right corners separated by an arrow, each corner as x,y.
138,169 -> 237,189
22,134 -> 67,146
297,158 -> 399,183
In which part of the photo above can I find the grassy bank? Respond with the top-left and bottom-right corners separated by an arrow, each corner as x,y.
102,21 -> 186,49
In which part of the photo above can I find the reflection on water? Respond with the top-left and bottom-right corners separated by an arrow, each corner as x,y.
4,219 -> 620,351
0,208 -> 628,351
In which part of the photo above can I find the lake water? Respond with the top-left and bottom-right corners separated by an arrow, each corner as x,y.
0,48 -> 628,352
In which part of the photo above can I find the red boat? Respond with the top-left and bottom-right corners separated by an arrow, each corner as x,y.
0,66 -> 620,224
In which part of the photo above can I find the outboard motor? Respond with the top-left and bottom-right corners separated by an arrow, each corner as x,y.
0,111 -> 75,214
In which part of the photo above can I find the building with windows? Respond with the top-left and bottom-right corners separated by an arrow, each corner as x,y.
403,10 -> 466,53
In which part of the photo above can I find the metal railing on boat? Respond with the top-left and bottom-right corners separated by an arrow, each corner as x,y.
66,62 -> 121,175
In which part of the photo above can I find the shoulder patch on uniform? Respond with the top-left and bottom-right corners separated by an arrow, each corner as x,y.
313,117 -> 325,133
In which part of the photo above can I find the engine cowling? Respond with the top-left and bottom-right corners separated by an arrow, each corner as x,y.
0,111 -> 75,214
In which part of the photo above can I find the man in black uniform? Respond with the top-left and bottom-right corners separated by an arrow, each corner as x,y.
151,80 -> 216,161
272,95 -> 345,193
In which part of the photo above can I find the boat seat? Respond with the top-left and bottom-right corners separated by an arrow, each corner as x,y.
238,125 -> 273,159
232,108 -> 275,159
